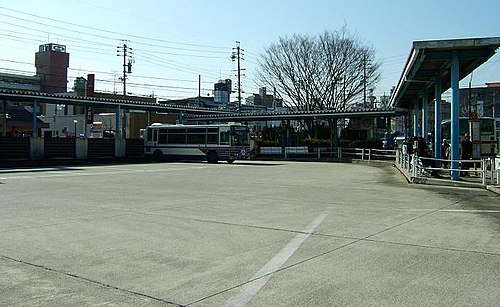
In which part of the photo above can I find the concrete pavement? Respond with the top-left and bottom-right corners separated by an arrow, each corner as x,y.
0,161 -> 499,306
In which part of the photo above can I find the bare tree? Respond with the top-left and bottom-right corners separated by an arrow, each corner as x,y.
257,27 -> 381,112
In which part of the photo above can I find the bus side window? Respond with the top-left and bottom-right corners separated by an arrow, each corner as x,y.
207,127 -> 219,144
220,131 -> 229,145
159,129 -> 168,144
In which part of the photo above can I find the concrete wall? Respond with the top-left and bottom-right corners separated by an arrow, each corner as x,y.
76,139 -> 88,159
115,138 -> 126,158
30,138 -> 44,160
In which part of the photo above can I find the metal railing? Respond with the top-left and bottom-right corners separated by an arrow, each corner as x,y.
259,147 -> 396,161
395,149 -> 500,185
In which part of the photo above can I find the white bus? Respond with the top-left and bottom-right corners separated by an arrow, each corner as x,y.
144,123 -> 250,163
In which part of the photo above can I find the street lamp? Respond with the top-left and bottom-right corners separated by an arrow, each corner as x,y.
73,119 -> 77,138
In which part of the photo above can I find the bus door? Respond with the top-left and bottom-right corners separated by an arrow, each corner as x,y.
152,128 -> 159,146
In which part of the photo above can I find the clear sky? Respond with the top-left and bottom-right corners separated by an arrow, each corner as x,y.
1,0 -> 499,101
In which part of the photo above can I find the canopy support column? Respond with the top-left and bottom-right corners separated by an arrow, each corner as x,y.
32,100 -> 38,138
450,51 -> 460,180
116,105 -> 121,139
413,99 -> 419,137
434,75 -> 442,166
422,93 -> 429,141
2,101 -> 6,137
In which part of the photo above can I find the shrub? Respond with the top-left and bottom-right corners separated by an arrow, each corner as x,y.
256,140 -> 277,147
303,138 -> 331,148
348,138 -> 383,149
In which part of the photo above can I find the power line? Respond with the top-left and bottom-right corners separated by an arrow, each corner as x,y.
0,6 -> 228,50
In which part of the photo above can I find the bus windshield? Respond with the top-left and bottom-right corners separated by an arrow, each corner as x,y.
231,126 -> 250,146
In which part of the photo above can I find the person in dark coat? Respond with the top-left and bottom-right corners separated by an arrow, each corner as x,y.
441,138 -> 450,168
460,133 -> 473,176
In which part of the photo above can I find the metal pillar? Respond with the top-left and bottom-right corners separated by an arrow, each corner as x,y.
332,119 -> 339,158
421,93 -> 429,141
147,111 -> 151,126
434,76 -> 442,165
116,105 -> 121,139
32,100 -> 38,138
450,51 -> 460,180
413,99 -> 419,137
286,120 -> 291,147
403,113 -> 409,139
2,100 -> 6,137
84,106 -> 89,138
123,110 -> 128,139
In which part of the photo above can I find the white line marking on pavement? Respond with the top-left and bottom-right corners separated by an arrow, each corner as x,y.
226,213 -> 327,307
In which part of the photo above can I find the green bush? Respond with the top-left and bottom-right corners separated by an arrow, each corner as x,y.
348,138 -> 383,149
339,139 -> 351,148
256,140 -> 277,147
303,138 -> 331,148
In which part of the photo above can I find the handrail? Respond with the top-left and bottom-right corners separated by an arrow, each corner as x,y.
394,149 -> 499,185
258,147 -> 396,161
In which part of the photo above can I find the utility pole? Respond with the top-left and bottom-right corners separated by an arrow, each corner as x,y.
198,75 -> 201,99
117,40 -> 134,98
116,40 -> 134,140
231,41 -> 244,113
363,55 -> 367,108
493,90 -> 496,118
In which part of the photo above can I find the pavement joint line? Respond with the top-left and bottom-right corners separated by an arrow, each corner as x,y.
0,254 -> 183,307
0,212 -> 136,234
187,214 -> 328,307
438,209 -> 500,213
360,238 -> 500,257
185,237 -> 362,306
311,232 -> 500,257
189,196 -> 476,305
225,213 -> 328,306
130,212 -> 331,237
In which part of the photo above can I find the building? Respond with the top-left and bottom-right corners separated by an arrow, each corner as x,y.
0,105 -> 49,137
245,87 -> 283,109
0,73 -> 41,92
459,83 -> 500,118
214,79 -> 232,105
160,79 -> 233,109
35,43 -> 70,93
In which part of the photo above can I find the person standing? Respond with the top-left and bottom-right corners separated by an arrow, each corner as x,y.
441,138 -> 450,168
460,133 -> 473,176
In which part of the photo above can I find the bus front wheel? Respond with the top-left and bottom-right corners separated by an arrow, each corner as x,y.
226,159 -> 235,164
207,151 -> 218,164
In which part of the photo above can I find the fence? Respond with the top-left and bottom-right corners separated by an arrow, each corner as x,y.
0,137 -> 144,163
395,149 -> 500,186
0,137 -> 30,160
259,146 -> 396,161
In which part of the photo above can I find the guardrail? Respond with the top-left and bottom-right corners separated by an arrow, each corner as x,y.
259,147 -> 396,161
395,149 -> 500,185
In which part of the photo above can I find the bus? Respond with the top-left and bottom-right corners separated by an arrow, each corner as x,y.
144,123 -> 250,163
441,117 -> 497,157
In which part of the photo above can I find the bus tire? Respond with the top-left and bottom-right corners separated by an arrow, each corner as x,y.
226,159 -> 235,164
207,151 -> 218,164
153,150 -> 164,162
